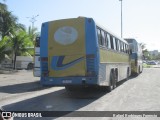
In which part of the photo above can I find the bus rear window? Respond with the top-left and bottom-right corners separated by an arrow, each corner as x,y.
35,37 -> 40,47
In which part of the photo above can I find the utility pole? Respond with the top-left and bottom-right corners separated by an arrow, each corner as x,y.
119,0 -> 123,38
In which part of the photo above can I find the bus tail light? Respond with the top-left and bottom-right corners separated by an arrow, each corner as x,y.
42,71 -> 49,77
41,57 -> 48,61
86,54 -> 96,77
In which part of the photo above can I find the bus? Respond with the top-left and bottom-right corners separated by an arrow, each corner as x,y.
40,17 -> 131,91
125,38 -> 143,75
33,36 -> 41,77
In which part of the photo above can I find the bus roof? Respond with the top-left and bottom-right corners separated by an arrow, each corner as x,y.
93,19 -> 128,44
41,17 -> 128,44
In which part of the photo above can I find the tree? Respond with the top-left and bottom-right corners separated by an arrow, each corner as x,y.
139,43 -> 152,60
8,30 -> 33,69
139,43 -> 146,51
28,26 -> 39,41
0,36 -> 10,62
0,2 -> 25,38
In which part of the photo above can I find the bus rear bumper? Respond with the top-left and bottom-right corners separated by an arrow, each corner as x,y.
40,76 -> 98,86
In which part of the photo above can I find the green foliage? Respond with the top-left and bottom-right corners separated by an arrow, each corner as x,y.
0,36 -> 10,62
0,2 -> 20,38
143,63 -> 152,68
9,30 -> 33,54
8,30 -> 34,69
0,2 -> 38,68
150,53 -> 160,60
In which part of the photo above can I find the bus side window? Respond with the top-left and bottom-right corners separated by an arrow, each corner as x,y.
115,38 -> 119,51
104,32 -> 107,48
97,28 -> 102,46
123,43 -> 126,53
35,37 -> 40,47
126,45 -> 128,53
121,41 -> 124,52
107,33 -> 111,49
117,39 -> 120,51
101,30 -> 105,47
110,35 -> 114,49
113,37 -> 116,50
126,44 -> 128,53
119,41 -> 122,52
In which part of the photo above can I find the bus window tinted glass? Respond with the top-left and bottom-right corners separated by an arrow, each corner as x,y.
97,28 -> 102,45
110,35 -> 114,49
35,37 -> 40,47
107,34 -> 111,49
101,30 -> 105,46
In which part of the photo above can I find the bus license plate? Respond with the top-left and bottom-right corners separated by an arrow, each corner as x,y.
62,80 -> 72,84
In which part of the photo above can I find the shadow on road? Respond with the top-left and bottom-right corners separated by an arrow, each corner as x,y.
1,74 -> 138,119
2,87 -> 108,119
0,81 -> 51,94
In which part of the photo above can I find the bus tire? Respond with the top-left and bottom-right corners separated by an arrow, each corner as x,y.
113,70 -> 118,89
135,66 -> 140,76
27,63 -> 33,70
65,86 -> 76,91
107,71 -> 115,92
140,66 -> 143,73
126,67 -> 130,80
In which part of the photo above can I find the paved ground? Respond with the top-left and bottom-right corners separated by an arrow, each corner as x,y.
0,68 -> 160,120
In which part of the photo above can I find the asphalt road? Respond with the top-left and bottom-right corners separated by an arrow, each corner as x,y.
0,68 -> 160,120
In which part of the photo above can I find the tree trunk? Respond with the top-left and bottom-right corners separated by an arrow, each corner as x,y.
13,52 -> 17,70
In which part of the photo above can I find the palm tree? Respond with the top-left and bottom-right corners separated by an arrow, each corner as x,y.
0,2 -> 24,38
8,30 -> 33,69
28,26 -> 39,41
0,36 -> 10,62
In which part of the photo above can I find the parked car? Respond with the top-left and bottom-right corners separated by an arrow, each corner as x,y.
147,61 -> 157,65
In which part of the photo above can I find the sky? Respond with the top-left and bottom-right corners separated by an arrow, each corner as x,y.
2,0 -> 160,51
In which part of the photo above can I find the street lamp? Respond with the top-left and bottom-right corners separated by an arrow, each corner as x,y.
27,14 -> 39,30
119,0 -> 123,38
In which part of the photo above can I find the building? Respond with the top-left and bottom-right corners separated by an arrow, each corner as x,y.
149,50 -> 159,56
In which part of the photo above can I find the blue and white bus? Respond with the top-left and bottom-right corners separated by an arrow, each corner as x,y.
125,38 -> 143,75
40,17 -> 131,91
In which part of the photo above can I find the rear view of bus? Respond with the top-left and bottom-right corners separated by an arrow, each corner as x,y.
125,38 -> 143,75
40,17 -> 99,86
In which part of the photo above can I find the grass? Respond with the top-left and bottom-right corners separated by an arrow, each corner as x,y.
143,63 -> 152,68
